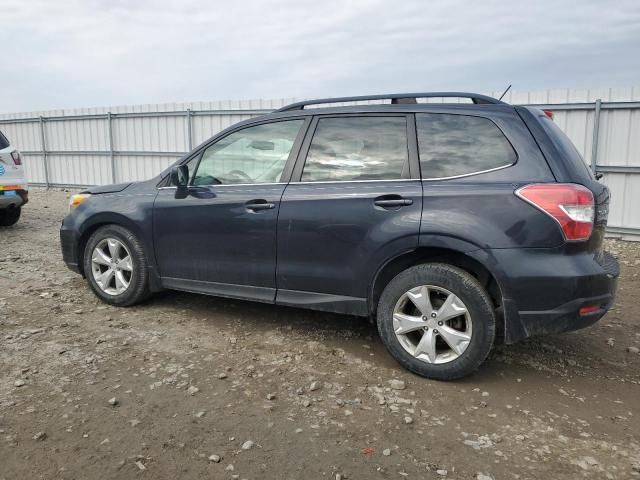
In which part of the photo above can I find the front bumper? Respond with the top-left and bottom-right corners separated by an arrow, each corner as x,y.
60,223 -> 81,274
470,248 -> 619,344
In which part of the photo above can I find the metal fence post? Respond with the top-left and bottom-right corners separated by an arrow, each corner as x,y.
39,116 -> 49,189
186,108 -> 193,151
107,112 -> 116,183
591,98 -> 602,174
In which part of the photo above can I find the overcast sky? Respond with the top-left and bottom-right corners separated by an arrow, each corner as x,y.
2,0 -> 639,113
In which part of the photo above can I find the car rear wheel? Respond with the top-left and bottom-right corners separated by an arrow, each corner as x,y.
83,225 -> 150,306
377,263 -> 495,380
0,207 -> 21,226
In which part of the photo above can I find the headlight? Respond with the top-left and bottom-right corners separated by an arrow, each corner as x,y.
69,193 -> 91,211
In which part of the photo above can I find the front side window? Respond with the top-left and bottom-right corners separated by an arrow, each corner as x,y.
301,116 -> 408,182
192,120 -> 303,185
416,113 -> 516,179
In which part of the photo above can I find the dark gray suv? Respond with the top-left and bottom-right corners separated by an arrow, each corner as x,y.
60,92 -> 619,380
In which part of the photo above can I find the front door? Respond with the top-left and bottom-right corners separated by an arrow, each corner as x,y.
276,114 -> 423,314
153,118 -> 306,302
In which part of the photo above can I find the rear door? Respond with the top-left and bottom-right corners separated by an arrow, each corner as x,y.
275,114 -> 422,315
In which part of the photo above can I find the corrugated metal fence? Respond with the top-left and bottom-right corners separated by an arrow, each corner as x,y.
0,88 -> 639,238
0,98 -> 294,186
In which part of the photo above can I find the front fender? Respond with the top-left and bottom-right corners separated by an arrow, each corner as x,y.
61,189 -> 161,291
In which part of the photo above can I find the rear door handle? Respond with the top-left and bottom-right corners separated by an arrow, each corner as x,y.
374,196 -> 413,208
245,199 -> 275,212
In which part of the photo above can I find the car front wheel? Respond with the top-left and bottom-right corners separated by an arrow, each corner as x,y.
83,225 -> 150,306
377,263 -> 495,380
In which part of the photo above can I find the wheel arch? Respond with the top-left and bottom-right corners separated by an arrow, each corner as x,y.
76,213 -> 149,276
369,246 -> 506,342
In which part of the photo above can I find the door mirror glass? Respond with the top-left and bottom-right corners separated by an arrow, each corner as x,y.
171,165 -> 189,187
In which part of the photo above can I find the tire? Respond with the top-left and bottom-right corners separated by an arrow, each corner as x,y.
377,263 -> 495,380
0,207 -> 21,226
83,224 -> 151,306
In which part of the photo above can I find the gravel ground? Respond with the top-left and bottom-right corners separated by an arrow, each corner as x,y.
1,189 -> 639,480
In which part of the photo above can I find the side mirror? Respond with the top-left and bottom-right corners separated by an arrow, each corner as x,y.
170,165 -> 189,188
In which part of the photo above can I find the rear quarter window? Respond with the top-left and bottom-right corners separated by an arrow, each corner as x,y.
416,113 -> 517,179
538,115 -> 594,180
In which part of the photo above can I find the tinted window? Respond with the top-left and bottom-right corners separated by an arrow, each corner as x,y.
192,120 -> 303,185
416,113 -> 516,179
0,130 -> 9,150
301,116 -> 408,182
539,115 -> 594,179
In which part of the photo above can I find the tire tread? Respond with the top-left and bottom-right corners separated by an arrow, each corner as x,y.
377,263 -> 495,380
83,225 -> 151,306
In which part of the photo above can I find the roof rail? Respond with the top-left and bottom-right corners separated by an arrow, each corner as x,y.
276,92 -> 505,112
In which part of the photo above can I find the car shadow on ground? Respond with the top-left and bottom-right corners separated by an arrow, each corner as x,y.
134,288 -> 612,383
147,289 -> 374,335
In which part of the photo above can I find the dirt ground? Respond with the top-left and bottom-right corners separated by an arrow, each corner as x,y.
0,190 -> 639,480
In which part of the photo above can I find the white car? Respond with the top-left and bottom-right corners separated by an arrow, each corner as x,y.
0,129 -> 28,226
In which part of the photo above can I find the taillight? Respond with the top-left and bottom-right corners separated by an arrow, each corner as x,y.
543,110 -> 554,120
515,183 -> 595,241
10,151 -> 22,165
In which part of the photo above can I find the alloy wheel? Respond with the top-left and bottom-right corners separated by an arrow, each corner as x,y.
90,238 -> 133,295
392,285 -> 472,364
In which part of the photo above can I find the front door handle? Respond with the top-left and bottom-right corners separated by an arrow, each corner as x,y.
374,195 -> 413,208
245,199 -> 275,212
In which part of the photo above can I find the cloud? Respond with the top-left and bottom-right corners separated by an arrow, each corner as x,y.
1,0 -> 639,112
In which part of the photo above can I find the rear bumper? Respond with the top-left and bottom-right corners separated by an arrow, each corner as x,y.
512,291 -> 615,339
516,250 -> 618,339
0,189 -> 28,208
469,248 -> 619,344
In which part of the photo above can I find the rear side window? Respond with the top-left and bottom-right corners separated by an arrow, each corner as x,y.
301,116 -> 408,182
0,130 -> 10,149
416,113 -> 516,179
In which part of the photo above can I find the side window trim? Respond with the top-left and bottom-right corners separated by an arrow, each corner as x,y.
290,113 -> 413,183
278,116 -> 312,183
416,112 -> 519,181
407,113 -> 420,180
187,150 -> 204,186
290,115 -> 320,182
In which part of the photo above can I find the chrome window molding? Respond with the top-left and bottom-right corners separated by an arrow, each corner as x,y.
291,178 -> 420,185
421,162 -> 514,181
